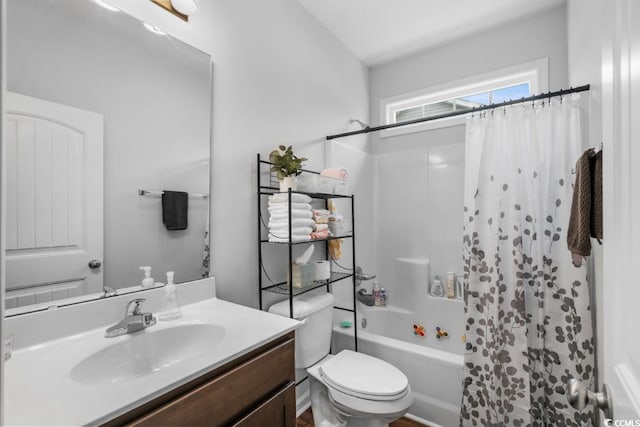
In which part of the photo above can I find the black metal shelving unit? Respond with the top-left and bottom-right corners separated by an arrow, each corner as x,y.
257,154 -> 358,352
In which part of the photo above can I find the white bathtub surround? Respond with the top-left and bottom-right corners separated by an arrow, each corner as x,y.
3,278 -> 299,426
392,258 -> 430,310
333,303 -> 464,427
461,96 -> 595,425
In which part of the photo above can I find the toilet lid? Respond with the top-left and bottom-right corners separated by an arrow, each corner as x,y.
319,350 -> 409,401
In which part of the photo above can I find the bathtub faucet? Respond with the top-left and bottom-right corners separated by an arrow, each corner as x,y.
357,289 -> 376,306
355,266 -> 376,287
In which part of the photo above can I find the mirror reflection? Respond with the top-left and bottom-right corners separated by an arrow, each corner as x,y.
5,0 -> 212,312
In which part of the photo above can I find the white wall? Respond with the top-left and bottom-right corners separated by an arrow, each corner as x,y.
567,0 -> 605,395
567,0 -> 603,142
369,5 -> 569,155
103,0 -> 370,307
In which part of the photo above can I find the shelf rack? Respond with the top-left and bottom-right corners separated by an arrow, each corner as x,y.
257,154 -> 358,352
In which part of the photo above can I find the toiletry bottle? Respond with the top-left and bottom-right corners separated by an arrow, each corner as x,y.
139,266 -> 154,289
328,199 -> 337,215
159,271 -> 182,321
431,275 -> 445,297
456,275 -> 464,300
373,281 -> 381,306
380,288 -> 387,307
446,272 -> 456,299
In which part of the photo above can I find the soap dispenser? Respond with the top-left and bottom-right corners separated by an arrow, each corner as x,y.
139,266 -> 154,289
159,271 -> 182,321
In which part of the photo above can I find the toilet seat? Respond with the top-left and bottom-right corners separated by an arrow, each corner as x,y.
319,350 -> 410,401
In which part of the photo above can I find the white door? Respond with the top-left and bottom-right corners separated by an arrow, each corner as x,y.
600,0 -> 640,422
5,92 -> 103,308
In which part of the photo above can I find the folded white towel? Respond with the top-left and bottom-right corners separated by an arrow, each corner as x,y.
269,193 -> 312,204
268,233 -> 312,241
268,202 -> 311,211
269,226 -> 313,235
269,235 -> 312,243
270,210 -> 313,220
268,218 -> 316,228
314,223 -> 329,231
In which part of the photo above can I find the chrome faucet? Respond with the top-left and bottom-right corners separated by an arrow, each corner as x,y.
355,266 -> 376,287
105,298 -> 156,338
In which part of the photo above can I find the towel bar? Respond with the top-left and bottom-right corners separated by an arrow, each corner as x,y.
138,189 -> 209,199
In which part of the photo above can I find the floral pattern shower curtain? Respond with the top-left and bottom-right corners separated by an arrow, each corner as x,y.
460,96 -> 595,426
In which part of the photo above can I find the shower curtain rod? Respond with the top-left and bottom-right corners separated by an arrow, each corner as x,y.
325,84 -> 590,141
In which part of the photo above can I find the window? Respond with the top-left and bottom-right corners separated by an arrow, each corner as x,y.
380,59 -> 548,137
393,82 -> 531,122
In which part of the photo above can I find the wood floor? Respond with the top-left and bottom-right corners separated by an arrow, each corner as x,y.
296,408 -> 427,427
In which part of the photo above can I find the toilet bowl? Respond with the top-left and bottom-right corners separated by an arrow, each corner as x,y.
308,351 -> 413,427
269,292 -> 413,427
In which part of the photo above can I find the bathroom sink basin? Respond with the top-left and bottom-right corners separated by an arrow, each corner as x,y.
70,324 -> 226,385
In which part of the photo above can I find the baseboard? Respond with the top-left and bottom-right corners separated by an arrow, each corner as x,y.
405,412 -> 442,427
296,389 -> 311,417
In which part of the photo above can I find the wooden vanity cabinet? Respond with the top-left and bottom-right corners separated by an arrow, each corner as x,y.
104,332 -> 295,427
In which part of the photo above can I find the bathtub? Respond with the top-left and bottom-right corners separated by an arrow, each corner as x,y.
332,303 -> 464,427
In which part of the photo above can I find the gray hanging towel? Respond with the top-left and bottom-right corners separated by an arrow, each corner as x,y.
567,148 -> 602,265
162,191 -> 189,230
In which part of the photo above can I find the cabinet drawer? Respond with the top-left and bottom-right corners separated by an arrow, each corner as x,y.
232,383 -> 295,427
128,337 -> 294,427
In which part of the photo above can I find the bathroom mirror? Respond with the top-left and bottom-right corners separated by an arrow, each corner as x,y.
4,0 -> 212,313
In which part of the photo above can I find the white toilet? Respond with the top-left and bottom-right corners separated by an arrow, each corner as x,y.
269,292 -> 413,427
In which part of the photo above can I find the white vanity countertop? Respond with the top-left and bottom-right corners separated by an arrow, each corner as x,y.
4,296 -> 299,426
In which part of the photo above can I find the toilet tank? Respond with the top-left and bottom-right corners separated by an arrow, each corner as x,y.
269,292 -> 335,369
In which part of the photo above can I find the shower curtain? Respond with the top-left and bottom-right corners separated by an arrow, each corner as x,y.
460,96 -> 595,426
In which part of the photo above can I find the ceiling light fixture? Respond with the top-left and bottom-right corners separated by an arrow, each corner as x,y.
170,0 -> 199,16
143,22 -> 167,36
93,0 -> 120,12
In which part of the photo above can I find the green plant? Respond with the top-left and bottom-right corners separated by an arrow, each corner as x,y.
269,145 -> 307,180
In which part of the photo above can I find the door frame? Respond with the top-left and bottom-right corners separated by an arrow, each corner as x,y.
601,0 -> 640,420
1,0 -> 7,422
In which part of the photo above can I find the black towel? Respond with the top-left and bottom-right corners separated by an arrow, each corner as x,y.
162,191 -> 188,230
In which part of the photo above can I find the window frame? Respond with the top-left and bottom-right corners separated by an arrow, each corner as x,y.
379,58 -> 549,138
